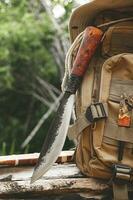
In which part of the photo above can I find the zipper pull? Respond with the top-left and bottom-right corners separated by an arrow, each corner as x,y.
118,94 -> 131,128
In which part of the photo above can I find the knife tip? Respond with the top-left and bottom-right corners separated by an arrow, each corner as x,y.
30,177 -> 35,184
30,166 -> 46,184
30,171 -> 40,184
30,175 -> 36,184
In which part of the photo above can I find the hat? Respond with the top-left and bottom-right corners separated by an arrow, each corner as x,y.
69,0 -> 133,42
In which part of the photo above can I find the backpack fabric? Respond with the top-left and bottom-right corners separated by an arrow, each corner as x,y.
63,1 -> 133,199
75,20 -> 133,179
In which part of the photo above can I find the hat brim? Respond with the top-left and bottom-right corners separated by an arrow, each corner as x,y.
69,0 -> 133,42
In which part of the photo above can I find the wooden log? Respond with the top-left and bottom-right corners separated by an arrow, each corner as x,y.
0,163 -> 110,198
0,178 -> 109,198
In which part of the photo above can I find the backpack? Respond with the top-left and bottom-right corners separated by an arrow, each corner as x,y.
62,1 -> 133,199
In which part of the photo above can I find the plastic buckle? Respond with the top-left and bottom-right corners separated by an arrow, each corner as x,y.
112,164 -> 132,184
85,102 -> 108,123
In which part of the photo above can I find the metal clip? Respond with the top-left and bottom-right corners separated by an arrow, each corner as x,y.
85,102 -> 108,123
112,164 -> 132,183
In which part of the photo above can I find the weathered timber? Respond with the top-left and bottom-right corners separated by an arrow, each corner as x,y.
0,163 -> 110,199
0,150 -> 74,166
0,178 -> 110,199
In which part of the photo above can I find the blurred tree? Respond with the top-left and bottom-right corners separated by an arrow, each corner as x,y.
0,0 -> 75,155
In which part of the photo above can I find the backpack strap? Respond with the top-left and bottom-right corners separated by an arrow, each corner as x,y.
67,102 -> 108,140
113,183 -> 128,200
111,164 -> 132,200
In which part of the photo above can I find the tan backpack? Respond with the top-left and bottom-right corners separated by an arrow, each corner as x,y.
62,1 -> 133,199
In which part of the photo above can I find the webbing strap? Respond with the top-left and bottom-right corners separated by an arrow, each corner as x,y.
67,102 -> 108,140
67,113 -> 90,140
113,183 -> 128,200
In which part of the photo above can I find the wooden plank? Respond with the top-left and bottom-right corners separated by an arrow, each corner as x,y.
1,153 -> 133,199
0,151 -> 74,166
0,163 -> 110,198
0,164 -> 81,181
0,178 -> 109,198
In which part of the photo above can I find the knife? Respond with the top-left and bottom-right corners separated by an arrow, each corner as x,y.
31,26 -> 103,183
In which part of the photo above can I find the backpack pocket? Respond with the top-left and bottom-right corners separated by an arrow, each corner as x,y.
104,79 -> 133,147
102,21 -> 133,57
93,53 -> 133,167
74,53 -> 133,180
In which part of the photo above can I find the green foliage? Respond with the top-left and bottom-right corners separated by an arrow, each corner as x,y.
0,0 -> 74,155
0,3 -> 56,89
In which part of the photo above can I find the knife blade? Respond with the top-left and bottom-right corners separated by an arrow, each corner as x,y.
31,26 -> 103,183
31,93 -> 74,183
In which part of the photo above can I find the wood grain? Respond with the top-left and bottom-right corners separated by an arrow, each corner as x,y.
0,163 -> 110,198
71,26 -> 103,76
0,151 -> 74,167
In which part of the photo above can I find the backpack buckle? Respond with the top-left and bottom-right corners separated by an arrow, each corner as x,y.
112,164 -> 132,184
112,164 -> 132,200
85,102 -> 108,123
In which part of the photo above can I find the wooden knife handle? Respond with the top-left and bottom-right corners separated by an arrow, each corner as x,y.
71,26 -> 103,76
66,26 -> 103,94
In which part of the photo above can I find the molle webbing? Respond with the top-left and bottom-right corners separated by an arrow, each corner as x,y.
68,103 -> 108,140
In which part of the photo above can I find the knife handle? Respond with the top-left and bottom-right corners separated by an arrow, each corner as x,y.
66,26 -> 103,94
72,26 -> 103,76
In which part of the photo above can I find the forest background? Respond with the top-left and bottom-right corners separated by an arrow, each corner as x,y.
0,0 -> 86,155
